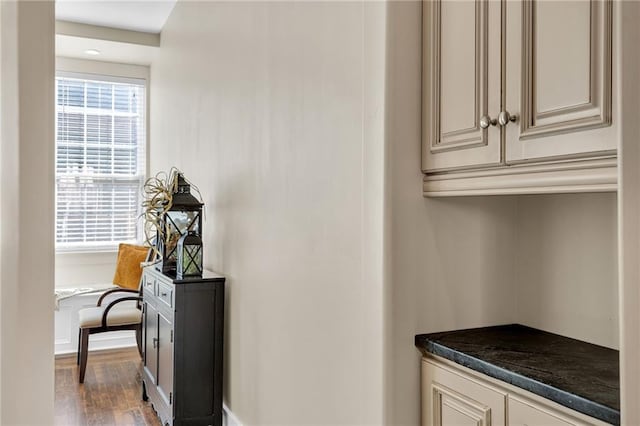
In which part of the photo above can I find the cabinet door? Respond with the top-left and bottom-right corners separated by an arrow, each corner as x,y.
422,359 -> 506,426
157,311 -> 174,407
505,0 -> 615,162
509,396 -> 592,426
143,302 -> 159,385
422,0 -> 502,173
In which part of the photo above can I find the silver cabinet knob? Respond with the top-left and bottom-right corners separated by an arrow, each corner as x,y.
479,115 -> 497,129
498,111 -> 518,126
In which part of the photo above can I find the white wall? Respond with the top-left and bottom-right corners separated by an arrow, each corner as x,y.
55,251 -> 118,288
151,2 -> 386,424
514,193 -> 619,349
0,1 -> 55,423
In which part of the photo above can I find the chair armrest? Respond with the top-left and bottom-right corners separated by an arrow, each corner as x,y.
97,288 -> 139,307
101,296 -> 143,328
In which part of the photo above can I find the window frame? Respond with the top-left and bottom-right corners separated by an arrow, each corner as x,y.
55,58 -> 150,253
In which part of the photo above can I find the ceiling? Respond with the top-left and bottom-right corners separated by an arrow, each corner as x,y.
56,0 -> 177,34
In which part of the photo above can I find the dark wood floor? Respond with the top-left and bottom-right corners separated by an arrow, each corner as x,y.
55,347 -> 161,426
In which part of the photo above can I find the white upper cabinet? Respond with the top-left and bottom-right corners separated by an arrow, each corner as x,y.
504,0 -> 614,162
422,0 -> 501,171
422,0 -> 617,196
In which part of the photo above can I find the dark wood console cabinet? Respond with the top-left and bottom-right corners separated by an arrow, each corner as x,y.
142,266 -> 225,426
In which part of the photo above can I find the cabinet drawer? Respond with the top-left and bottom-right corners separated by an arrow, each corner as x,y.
157,281 -> 173,308
143,273 -> 155,294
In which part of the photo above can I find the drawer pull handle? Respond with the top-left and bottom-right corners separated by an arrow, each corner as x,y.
152,337 -> 158,349
161,292 -> 168,297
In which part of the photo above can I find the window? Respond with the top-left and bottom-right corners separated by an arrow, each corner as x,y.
55,73 -> 146,251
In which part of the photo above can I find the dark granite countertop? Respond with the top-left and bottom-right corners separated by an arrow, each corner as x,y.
415,324 -> 619,425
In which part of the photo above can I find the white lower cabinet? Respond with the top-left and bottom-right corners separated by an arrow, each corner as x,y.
422,358 -> 506,426
509,396 -> 585,426
422,357 -> 610,426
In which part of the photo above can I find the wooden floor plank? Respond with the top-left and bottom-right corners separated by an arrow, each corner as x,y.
55,347 -> 161,426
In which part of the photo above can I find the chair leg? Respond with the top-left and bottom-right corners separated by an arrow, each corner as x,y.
76,328 -> 81,365
135,324 -> 143,358
78,328 -> 90,384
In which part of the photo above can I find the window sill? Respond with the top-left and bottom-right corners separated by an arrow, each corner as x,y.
56,248 -> 119,255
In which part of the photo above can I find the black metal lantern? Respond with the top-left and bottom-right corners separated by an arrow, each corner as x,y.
156,173 -> 203,275
176,231 -> 203,279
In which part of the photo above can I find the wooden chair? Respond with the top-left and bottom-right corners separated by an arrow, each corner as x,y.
77,244 -> 151,383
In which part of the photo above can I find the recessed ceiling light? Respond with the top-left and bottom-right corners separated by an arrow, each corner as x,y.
84,49 -> 101,56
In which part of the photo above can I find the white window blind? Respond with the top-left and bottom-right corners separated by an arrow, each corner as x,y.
55,74 -> 146,251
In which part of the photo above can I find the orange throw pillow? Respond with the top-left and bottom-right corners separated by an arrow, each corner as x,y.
112,243 -> 149,290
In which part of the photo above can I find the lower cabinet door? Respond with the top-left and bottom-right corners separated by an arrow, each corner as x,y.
509,397 -> 589,426
157,311 -> 174,407
143,302 -> 158,384
422,359 -> 506,426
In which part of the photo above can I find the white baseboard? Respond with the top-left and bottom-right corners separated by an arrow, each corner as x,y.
223,403 -> 243,426
55,292 -> 137,355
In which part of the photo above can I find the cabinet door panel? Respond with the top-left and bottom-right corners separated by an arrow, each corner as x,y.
143,302 -> 158,385
536,2 -> 591,112
422,359 -> 506,426
436,385 -> 492,426
440,1 -> 477,134
505,0 -> 615,162
157,311 -> 174,407
422,0 -> 501,172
